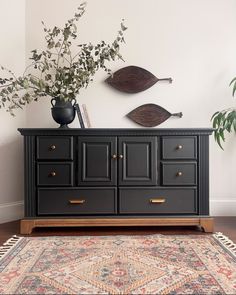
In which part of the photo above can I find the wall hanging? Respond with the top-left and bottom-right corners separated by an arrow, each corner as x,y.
127,103 -> 183,127
105,66 -> 172,93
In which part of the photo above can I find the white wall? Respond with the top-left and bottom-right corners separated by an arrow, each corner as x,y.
25,0 -> 236,216
0,0 -> 26,222
0,0 -> 235,222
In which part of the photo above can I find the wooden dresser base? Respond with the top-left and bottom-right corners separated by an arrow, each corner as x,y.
20,217 -> 214,234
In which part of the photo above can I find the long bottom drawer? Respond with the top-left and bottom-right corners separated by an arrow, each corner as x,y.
119,187 -> 197,214
37,188 -> 117,215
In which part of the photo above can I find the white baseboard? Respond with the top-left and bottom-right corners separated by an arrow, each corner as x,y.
0,201 -> 24,224
210,200 -> 236,216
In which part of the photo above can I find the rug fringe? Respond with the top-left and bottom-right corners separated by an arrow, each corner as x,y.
0,235 -> 22,260
213,232 -> 236,258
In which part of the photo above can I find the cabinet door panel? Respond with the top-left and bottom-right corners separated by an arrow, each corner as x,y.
119,137 -> 157,185
78,137 -> 117,186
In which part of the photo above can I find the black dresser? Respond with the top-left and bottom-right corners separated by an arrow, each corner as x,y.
18,128 -> 214,234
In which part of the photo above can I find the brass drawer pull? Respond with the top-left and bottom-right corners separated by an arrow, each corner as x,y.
150,198 -> 166,204
49,171 -> 56,177
176,171 -> 183,177
69,200 -> 85,204
49,145 -> 56,150
176,145 -> 183,150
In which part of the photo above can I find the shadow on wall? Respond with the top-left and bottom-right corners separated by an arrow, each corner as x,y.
0,137 -> 24,223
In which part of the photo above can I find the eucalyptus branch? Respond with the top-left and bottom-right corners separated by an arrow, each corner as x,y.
23,61 -> 43,77
0,83 -> 14,88
1,66 -> 18,81
0,2 -> 127,115
66,46 -> 73,65
71,50 -> 82,62
56,40 -> 66,69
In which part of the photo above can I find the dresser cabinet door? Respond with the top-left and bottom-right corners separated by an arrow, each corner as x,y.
78,137 -> 117,186
118,137 -> 157,186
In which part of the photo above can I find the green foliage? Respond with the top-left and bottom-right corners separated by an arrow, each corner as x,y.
229,77 -> 236,97
0,2 -> 127,116
211,109 -> 236,149
211,77 -> 236,149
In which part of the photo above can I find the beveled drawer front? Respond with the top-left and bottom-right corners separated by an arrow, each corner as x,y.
162,136 -> 197,159
119,188 -> 197,214
37,162 -> 73,186
162,162 -> 197,186
37,188 -> 117,215
37,136 -> 73,160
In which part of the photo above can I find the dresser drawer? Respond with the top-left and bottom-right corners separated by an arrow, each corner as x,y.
37,188 -> 117,215
162,136 -> 197,159
119,188 -> 197,214
37,136 -> 73,160
162,162 -> 197,186
37,162 -> 73,186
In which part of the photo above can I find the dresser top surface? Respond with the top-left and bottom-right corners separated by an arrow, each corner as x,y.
18,128 -> 214,136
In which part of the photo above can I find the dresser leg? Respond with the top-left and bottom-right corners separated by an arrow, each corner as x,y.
20,220 -> 35,234
200,218 -> 214,233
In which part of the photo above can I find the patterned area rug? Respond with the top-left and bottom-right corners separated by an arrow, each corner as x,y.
0,233 -> 236,294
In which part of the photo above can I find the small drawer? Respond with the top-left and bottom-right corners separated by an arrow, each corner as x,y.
119,188 -> 197,214
162,162 -> 197,186
37,188 -> 117,215
37,136 -> 73,160
37,162 -> 73,186
162,136 -> 197,159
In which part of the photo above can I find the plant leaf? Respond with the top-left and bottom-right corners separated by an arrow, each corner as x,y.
211,111 -> 219,121
229,77 -> 236,86
232,80 -> 236,97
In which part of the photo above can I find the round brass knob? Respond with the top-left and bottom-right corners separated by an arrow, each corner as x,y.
50,145 -> 56,150
112,154 -> 117,159
176,145 -> 183,150
49,171 -> 56,177
176,171 -> 183,177
119,155 -> 124,159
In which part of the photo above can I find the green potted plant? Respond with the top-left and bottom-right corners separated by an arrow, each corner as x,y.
0,2 -> 127,127
211,78 -> 236,149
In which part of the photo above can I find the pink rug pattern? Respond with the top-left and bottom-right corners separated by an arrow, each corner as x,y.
0,233 -> 236,294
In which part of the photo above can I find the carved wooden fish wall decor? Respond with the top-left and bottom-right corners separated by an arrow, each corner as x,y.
105,66 -> 172,93
127,104 -> 183,127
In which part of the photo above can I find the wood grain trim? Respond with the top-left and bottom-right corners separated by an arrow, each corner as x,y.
21,219 -> 35,235
20,217 -> 214,234
200,217 -> 214,233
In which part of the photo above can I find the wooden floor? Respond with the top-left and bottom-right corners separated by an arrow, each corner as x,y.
0,217 -> 236,245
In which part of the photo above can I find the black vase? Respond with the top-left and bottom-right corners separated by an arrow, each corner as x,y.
51,98 -> 76,128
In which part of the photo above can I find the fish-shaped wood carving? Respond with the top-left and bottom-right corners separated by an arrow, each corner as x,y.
127,104 -> 183,127
105,66 -> 172,93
